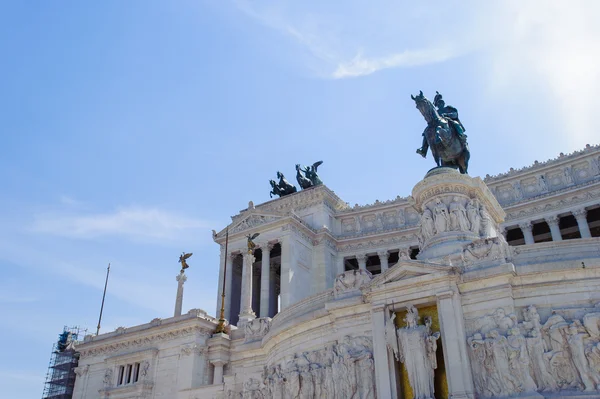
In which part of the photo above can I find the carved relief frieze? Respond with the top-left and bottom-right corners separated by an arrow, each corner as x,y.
244,317 -> 271,343
467,304 -> 600,397
230,214 -> 280,234
333,269 -> 373,299
238,336 -> 375,399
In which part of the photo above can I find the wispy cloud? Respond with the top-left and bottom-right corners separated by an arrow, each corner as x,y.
30,206 -> 211,243
333,46 -> 459,79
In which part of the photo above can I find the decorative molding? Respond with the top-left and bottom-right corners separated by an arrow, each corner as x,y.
79,325 -> 212,359
484,144 -> 600,182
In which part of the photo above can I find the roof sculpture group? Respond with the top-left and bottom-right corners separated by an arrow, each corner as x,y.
412,90 -> 470,174
267,91 -> 470,197
269,161 -> 323,198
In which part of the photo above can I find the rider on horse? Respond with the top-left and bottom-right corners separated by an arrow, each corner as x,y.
417,91 -> 467,157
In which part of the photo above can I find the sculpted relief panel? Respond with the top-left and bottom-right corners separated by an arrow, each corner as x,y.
235,336 -> 376,399
418,197 -> 493,248
467,305 -> 600,398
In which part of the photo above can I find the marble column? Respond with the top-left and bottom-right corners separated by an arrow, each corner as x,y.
174,271 -> 187,317
436,290 -> 475,399
269,267 -> 278,317
239,252 -> 256,324
224,254 -> 235,321
545,215 -> 563,241
519,221 -> 535,245
371,305 -> 396,399
573,208 -> 592,238
356,253 -> 368,270
212,360 -> 226,385
260,244 -> 272,318
377,250 -> 389,272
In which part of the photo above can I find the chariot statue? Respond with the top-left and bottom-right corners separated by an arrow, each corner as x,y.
269,171 -> 297,198
412,91 -> 470,174
295,161 -> 323,189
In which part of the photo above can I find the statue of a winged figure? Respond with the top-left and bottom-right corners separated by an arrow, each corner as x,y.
179,252 -> 193,272
246,233 -> 260,254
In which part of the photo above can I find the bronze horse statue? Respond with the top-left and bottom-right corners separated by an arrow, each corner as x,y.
270,171 -> 297,198
411,91 -> 470,174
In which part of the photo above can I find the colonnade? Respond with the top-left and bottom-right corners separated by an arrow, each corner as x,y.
510,206 -> 595,245
339,247 -> 415,276
221,242 -> 281,326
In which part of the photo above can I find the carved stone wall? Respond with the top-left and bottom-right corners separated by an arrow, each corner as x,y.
467,305 -> 600,398
234,336 -> 376,399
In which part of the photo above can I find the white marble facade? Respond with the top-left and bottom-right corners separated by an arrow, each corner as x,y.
73,145 -> 600,399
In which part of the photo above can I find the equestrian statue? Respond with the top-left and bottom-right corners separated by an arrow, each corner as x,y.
269,171 -> 297,198
412,91 -> 470,174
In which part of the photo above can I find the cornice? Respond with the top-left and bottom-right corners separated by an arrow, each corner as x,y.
484,144 -> 599,183
78,324 -> 213,359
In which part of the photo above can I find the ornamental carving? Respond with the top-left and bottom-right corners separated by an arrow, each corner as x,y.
231,214 -> 280,234
79,326 -> 212,359
467,304 -> 600,398
333,269 -> 372,299
245,336 -> 375,399
244,317 -> 271,343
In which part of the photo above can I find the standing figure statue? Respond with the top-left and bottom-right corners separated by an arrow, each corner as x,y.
412,91 -> 470,174
269,171 -> 297,198
296,161 -> 324,189
433,198 -> 450,234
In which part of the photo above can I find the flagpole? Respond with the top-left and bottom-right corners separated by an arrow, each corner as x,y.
215,228 -> 229,334
96,263 -> 111,336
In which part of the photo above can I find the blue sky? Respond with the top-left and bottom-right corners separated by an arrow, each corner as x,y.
1,1 -> 599,398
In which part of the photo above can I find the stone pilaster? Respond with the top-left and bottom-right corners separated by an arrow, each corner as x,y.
260,243 -> 273,318
356,253 -> 368,270
174,271 -> 187,317
545,215 -> 563,242
573,208 -> 592,238
436,290 -> 475,399
238,252 -> 256,325
519,221 -> 535,245
371,305 -> 395,399
377,250 -> 389,272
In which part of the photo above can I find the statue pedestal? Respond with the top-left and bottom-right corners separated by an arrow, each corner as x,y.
411,168 -> 506,263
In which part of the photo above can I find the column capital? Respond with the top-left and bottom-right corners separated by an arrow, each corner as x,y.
436,290 -> 455,300
518,221 -> 532,232
573,208 -> 588,218
356,253 -> 368,262
545,215 -> 560,226
228,252 -> 238,261
376,250 -> 389,259
176,272 -> 187,283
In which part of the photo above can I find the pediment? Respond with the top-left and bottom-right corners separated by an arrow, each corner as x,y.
370,261 -> 452,286
217,210 -> 284,238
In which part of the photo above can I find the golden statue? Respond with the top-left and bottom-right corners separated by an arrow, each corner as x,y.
178,252 -> 193,272
246,233 -> 260,254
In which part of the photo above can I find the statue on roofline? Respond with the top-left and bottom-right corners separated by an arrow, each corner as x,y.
269,171 -> 297,198
296,161 -> 323,189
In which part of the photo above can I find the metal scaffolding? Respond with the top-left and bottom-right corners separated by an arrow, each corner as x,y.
42,326 -> 86,399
